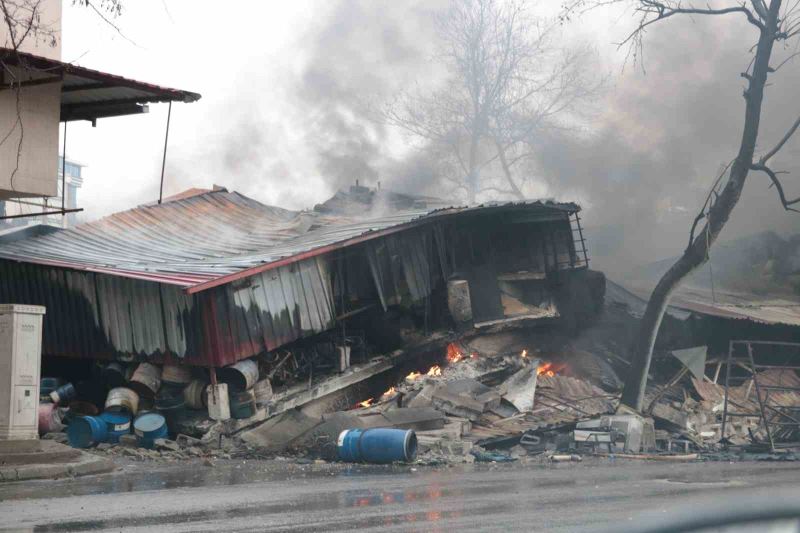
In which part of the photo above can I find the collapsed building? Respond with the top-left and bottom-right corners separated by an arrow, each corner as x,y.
0,186 -> 604,416
4,186 -> 800,464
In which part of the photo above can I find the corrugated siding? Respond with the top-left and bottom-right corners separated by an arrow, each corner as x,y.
0,256 -> 336,366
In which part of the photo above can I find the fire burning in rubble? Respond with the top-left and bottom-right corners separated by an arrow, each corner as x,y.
536,362 -> 563,377
382,386 -> 397,398
358,398 -> 374,408
447,343 -> 464,363
405,364 -> 442,382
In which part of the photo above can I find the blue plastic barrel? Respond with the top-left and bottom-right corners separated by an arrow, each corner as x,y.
337,428 -> 417,463
133,412 -> 168,449
99,411 -> 131,443
67,415 -> 108,448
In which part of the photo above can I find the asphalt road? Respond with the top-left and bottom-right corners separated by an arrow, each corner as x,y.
1,458 -> 800,532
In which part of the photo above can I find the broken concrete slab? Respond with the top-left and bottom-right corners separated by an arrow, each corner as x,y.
430,385 -> 487,421
499,364 -> 538,412
239,409 -> 321,453
269,357 -> 395,416
406,382 -> 437,408
380,407 -> 446,431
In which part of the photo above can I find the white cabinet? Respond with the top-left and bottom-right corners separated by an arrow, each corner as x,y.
0,304 -> 46,440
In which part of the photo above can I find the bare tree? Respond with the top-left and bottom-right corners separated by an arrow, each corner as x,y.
386,0 -> 599,203
565,0 -> 800,410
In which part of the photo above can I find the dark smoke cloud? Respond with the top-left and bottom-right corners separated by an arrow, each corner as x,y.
294,0 -> 445,192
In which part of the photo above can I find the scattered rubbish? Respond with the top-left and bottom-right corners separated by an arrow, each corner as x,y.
338,428 -> 418,463
37,403 -> 63,436
470,449 -> 516,462
550,454 -> 582,462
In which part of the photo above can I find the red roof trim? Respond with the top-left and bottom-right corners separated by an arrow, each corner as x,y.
0,47 -> 201,103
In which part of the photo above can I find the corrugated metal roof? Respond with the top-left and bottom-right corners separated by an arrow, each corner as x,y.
0,189 -> 579,292
609,279 -> 800,328
1,48 -> 200,121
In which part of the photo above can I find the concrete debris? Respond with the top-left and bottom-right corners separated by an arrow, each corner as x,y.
498,365 -> 538,412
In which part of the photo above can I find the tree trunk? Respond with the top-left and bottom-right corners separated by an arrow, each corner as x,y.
495,139 -> 525,200
620,0 -> 782,410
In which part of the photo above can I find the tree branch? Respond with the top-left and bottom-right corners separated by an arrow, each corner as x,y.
759,113 -> 800,164
751,163 -> 800,212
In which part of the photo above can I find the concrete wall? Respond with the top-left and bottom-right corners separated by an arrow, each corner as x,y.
0,0 -> 62,200
0,0 -> 62,60
0,81 -> 61,199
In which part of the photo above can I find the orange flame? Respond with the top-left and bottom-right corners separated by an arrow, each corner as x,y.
358,398 -> 374,408
406,371 -> 422,381
427,365 -> 442,377
446,343 -> 464,363
382,386 -> 397,398
536,362 -> 562,377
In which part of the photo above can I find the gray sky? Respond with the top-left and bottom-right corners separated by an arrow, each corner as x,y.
61,1 -> 626,219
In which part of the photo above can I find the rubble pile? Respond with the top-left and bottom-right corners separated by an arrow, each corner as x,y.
36,329 -> 800,467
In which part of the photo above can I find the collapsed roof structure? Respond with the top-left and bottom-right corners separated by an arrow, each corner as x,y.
0,187 -> 600,368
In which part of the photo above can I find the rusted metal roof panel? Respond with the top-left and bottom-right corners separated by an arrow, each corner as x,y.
0,189 -> 578,292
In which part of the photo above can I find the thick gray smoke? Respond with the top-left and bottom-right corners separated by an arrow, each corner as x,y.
533,14 -> 800,276
293,0 -> 445,193
165,1 -> 798,278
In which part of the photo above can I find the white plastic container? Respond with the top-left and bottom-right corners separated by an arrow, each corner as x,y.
206,383 -> 231,421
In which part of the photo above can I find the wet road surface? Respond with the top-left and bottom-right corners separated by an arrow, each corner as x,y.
1,459 -> 799,532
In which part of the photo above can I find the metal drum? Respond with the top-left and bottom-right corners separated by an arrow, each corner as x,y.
49,383 -> 77,405
67,416 -> 108,448
102,362 -> 128,389
337,428 -> 417,463
99,411 -> 131,443
229,389 -> 257,420
105,387 -> 139,415
129,363 -> 162,399
219,359 -> 259,391
161,365 -> 192,386
133,413 -> 168,449
183,380 -> 208,410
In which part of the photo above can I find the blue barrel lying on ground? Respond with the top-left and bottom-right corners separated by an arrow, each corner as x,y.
337,428 -> 417,463
99,411 -> 131,443
133,412 -> 168,449
67,415 -> 108,448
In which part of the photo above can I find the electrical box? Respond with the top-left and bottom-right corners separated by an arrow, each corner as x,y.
0,304 -> 46,440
